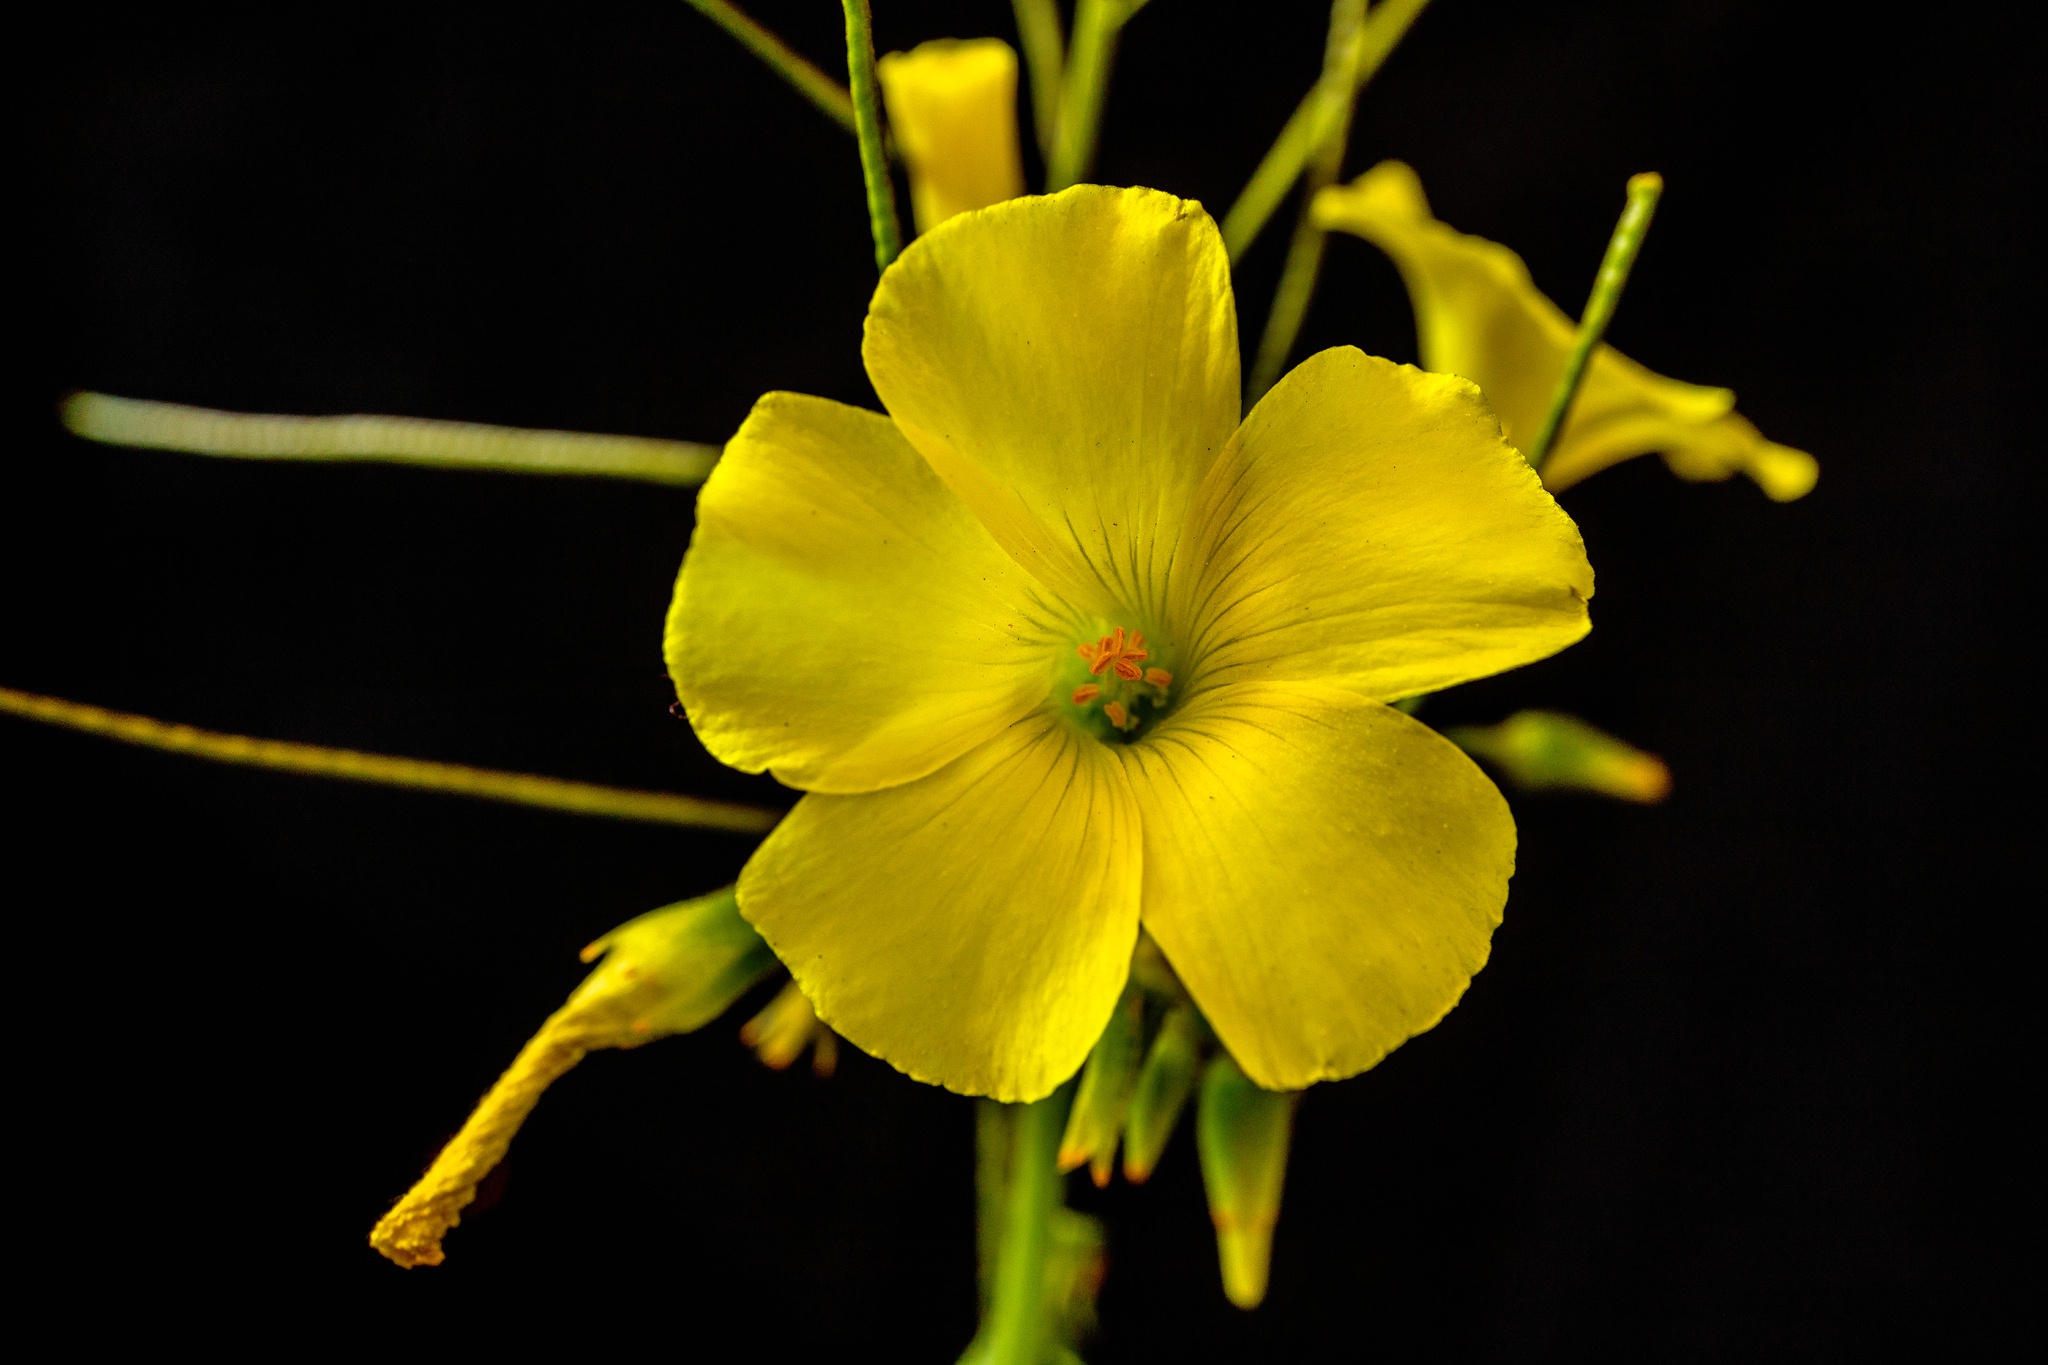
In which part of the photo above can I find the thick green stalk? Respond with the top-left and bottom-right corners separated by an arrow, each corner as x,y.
1011,0 -> 1066,162
1221,0 -> 1432,262
0,687 -> 780,833
981,1086 -> 1072,1365
1526,172 -> 1665,473
681,0 -> 858,133
1246,0 -> 1370,401
1046,0 -> 1129,191
841,0 -> 902,271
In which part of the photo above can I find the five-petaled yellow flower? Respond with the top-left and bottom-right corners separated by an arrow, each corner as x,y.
666,186 -> 1595,1102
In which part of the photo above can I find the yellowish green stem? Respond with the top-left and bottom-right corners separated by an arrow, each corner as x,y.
1010,0 -> 1066,163
681,0 -> 859,134
1526,172 -> 1665,474
1046,0 -> 1133,192
841,0 -> 902,271
982,1084 -> 1072,1365
0,686 -> 780,833
1246,0 -> 1370,402
61,392 -> 720,486
1221,0 -> 1432,263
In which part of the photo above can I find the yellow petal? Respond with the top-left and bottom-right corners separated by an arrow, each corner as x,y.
1174,346 -> 1593,702
1127,682 -> 1515,1090
877,39 -> 1027,234
865,185 -> 1241,618
1658,411 -> 1820,502
737,713 -> 1142,1102
1312,161 -> 1817,499
667,392 -> 1079,794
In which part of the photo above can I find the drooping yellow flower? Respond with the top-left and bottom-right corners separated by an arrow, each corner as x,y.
877,39 -> 1026,234
666,186 -> 1595,1101
1313,161 -> 1819,500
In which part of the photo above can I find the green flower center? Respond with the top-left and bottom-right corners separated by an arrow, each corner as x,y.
1060,625 -> 1176,744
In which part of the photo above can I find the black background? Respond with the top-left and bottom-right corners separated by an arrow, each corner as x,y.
14,0 -> 2034,1354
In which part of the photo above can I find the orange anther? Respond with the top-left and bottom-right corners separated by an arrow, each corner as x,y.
1072,684 -> 1101,705
1144,668 -> 1173,688
1104,701 -> 1130,729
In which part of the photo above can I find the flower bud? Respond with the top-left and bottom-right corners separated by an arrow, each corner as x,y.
876,39 -> 1025,233
1121,1004 -> 1203,1184
1058,984 -> 1143,1185
741,978 -> 840,1077
1446,709 -> 1672,803
369,886 -> 775,1267
1196,1053 -> 1298,1309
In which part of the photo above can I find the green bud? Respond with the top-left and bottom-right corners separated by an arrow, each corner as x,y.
1058,983 -> 1143,1184
571,885 -> 780,1038
1446,709 -> 1672,803
1196,1053 -> 1297,1310
1121,1004 -> 1204,1184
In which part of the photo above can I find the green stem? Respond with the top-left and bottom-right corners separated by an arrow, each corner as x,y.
1246,0 -> 1369,402
1046,0 -> 1129,192
1525,172 -> 1665,474
840,0 -> 902,271
1220,0 -> 1432,263
682,0 -> 858,134
1010,0 -> 1066,163
982,1085 -> 1072,1365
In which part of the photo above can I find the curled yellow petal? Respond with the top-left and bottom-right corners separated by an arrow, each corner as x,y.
1312,161 -> 1817,500
369,889 -> 774,1267
877,39 -> 1026,233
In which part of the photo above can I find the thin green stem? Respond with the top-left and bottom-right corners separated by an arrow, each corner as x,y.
841,0 -> 902,270
61,392 -> 720,485
1046,0 -> 1131,192
1010,0 -> 1065,163
1221,0 -> 1432,263
0,686 -> 781,833
681,0 -> 858,134
1526,172 -> 1665,473
982,1084 -> 1073,1365
1247,0 -> 1369,401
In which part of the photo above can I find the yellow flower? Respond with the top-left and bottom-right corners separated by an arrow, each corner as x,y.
665,186 -> 1595,1101
1313,161 -> 1819,501
877,39 -> 1026,234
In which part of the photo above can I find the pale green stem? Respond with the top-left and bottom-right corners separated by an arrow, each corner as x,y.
841,0 -> 902,271
681,0 -> 858,134
1220,0 -> 1432,262
981,1085 -> 1072,1365
60,392 -> 720,485
1046,0 -> 1130,192
1246,0 -> 1369,402
0,687 -> 781,834
1526,172 -> 1665,474
1010,0 -> 1066,162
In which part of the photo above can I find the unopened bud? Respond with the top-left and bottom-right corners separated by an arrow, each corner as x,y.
1058,985 -> 1143,1185
1121,1004 -> 1204,1184
1196,1053 -> 1298,1310
741,978 -> 840,1078
369,886 -> 775,1268
1446,709 -> 1672,803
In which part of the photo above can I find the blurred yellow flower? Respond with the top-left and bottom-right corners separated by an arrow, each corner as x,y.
666,186 -> 1594,1101
1314,161 -> 1818,500
877,38 -> 1026,233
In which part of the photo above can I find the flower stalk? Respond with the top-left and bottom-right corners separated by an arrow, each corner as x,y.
682,0 -> 860,134
1526,172 -> 1665,473
841,0 -> 903,270
1046,0 -> 1141,191
1010,0 -> 1065,161
980,1084 -> 1074,1365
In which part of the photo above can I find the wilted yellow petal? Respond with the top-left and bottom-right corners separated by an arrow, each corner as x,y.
736,714 -> 1142,1102
1129,683 -> 1514,1090
878,39 -> 1026,233
1313,161 -> 1817,499
667,392 -> 1080,795
1174,346 -> 1592,703
865,184 -> 1240,618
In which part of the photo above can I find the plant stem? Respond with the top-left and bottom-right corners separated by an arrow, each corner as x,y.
682,0 -> 858,134
1011,0 -> 1066,163
841,0 -> 902,271
981,1085 -> 1072,1365
1046,0 -> 1129,191
1246,0 -> 1369,402
1526,172 -> 1665,474
1220,0 -> 1432,263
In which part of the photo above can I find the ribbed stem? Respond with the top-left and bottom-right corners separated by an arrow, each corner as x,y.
841,0 -> 903,270
981,1086 -> 1071,1365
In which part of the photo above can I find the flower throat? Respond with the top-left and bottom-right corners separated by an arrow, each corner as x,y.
1069,626 -> 1173,741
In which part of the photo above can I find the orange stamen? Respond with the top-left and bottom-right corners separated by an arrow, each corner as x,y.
1104,701 -> 1130,729
1143,668 -> 1173,688
1071,684 -> 1101,705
